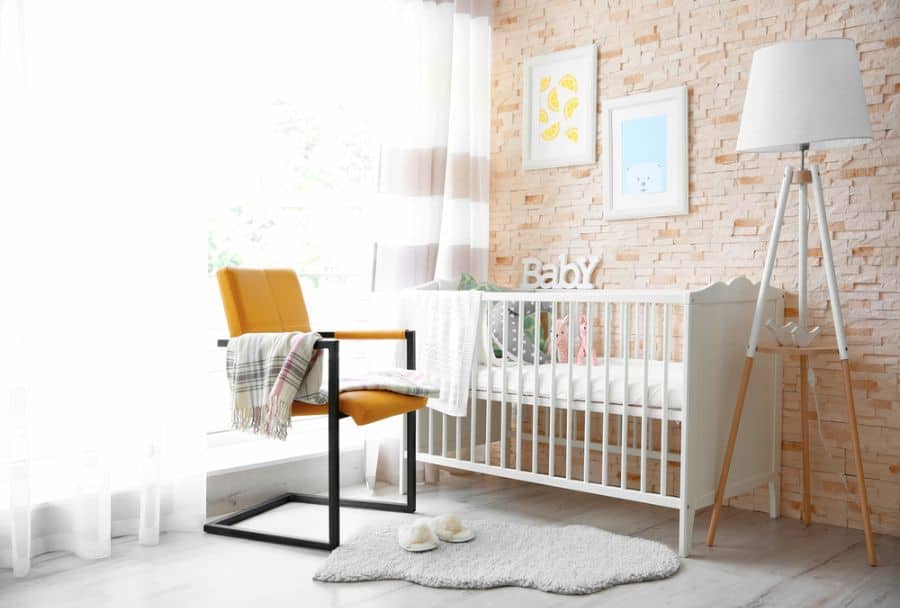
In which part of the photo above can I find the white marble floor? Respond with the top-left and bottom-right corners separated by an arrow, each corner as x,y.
2,471 -> 898,608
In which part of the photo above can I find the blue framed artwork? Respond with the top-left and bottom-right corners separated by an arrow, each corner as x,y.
602,86 -> 688,220
621,115 -> 667,195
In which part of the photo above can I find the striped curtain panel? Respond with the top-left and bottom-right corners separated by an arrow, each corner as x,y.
374,0 -> 491,290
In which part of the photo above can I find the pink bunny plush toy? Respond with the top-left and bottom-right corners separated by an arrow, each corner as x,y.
555,316 -> 569,363
576,314 -> 596,365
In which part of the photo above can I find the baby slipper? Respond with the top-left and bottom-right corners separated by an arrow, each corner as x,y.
398,518 -> 439,552
431,514 -> 475,543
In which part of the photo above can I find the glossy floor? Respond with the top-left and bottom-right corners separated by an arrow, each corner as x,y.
2,472 -> 898,608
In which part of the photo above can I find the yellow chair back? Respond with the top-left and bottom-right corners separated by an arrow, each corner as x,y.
216,267 -> 312,337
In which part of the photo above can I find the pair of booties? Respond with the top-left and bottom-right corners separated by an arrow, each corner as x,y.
397,514 -> 475,552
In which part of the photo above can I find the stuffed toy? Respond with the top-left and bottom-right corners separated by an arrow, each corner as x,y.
555,316 -> 569,363
576,314 -> 597,365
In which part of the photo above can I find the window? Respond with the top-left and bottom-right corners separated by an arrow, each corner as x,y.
206,1 -> 395,433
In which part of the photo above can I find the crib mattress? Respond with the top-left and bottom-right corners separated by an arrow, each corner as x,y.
475,358 -> 685,410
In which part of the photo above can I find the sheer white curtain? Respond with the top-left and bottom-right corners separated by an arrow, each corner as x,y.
374,0 -> 491,289
364,0 -> 491,487
0,0 -> 207,577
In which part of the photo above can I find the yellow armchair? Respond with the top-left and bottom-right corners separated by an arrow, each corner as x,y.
205,267 -> 426,551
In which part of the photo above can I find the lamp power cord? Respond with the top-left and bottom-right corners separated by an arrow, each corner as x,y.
806,366 -> 855,501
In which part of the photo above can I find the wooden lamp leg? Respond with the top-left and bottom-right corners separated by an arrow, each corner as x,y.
799,355 -> 812,525
708,166 -> 793,547
811,166 -> 876,566
707,357 -> 754,546
841,360 -> 877,566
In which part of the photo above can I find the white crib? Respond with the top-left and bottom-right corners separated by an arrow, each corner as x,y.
415,277 -> 783,557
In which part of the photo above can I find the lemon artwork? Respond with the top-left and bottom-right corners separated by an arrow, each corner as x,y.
541,122 -> 560,141
559,73 -> 578,92
547,88 -> 560,112
536,73 -> 580,146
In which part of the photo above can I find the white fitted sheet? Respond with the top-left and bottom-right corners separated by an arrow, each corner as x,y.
475,358 -> 684,410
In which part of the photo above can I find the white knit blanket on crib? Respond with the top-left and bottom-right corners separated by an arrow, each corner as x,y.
399,287 -> 481,417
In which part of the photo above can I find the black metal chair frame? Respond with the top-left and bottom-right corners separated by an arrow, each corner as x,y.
203,331 -> 418,550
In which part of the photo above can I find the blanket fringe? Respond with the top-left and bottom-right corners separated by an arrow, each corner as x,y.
232,403 -> 291,441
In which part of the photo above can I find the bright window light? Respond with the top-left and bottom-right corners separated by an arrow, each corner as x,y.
206,1 -> 397,432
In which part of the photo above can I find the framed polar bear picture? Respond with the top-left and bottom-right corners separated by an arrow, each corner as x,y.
601,86 -> 688,220
522,45 -> 597,169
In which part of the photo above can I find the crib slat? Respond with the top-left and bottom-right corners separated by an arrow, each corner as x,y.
583,301 -> 593,482
531,302 -> 541,473
620,303 -> 629,490
679,304 -> 691,536
532,299 -> 540,474
428,409 -> 434,456
640,303 -> 650,493
455,413 -> 461,460
470,338 -> 477,463
649,304 -> 656,454
549,300 -> 557,477
516,300 -> 524,471
602,302 -> 611,486
500,304 -> 508,468
661,303 -> 671,496
632,410 -> 639,448
566,303 -> 574,480
442,413 -> 448,458
485,304 -> 492,466
630,309 -> 638,450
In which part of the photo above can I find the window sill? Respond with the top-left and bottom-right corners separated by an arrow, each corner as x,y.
206,417 -> 365,476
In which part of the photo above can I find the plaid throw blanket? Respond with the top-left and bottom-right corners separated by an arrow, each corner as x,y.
226,333 -> 441,441
226,332 -> 326,440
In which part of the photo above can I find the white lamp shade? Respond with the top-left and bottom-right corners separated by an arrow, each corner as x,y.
736,38 -> 872,153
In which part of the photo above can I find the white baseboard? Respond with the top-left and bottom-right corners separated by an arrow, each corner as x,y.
206,448 -> 365,517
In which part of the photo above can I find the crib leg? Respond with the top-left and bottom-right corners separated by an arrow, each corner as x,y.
768,480 -> 780,519
678,504 -> 695,558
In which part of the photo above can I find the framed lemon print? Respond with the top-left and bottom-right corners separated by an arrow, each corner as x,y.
522,45 -> 597,170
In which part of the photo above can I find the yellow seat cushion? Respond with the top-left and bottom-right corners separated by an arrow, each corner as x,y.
292,390 -> 426,426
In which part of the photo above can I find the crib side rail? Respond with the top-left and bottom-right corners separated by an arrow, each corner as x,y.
482,289 -> 691,305
419,288 -> 691,506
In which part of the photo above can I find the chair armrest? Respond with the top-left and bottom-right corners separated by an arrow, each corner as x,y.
217,331 -> 412,347
319,330 -> 416,370
318,330 -> 410,340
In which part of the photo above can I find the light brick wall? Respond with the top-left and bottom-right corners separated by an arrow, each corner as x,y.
490,0 -> 900,535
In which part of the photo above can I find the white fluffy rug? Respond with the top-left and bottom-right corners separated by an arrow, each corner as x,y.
314,520 -> 680,594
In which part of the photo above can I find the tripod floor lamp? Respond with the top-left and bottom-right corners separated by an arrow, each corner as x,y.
706,38 -> 877,566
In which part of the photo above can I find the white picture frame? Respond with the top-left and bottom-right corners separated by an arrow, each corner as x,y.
601,85 -> 688,220
522,45 -> 597,170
